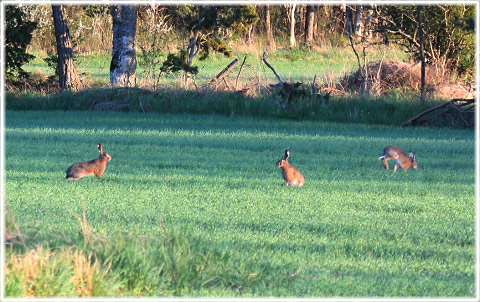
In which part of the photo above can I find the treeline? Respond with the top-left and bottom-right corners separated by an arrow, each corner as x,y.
17,5 -> 353,54
6,4 -> 476,87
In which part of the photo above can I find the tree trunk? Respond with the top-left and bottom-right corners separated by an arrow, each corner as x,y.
247,24 -> 254,44
305,5 -> 315,45
265,5 -> 276,49
364,5 -> 375,42
110,5 -> 138,87
354,5 -> 363,41
417,5 -> 426,103
52,5 -> 82,91
345,5 -> 353,36
289,4 -> 296,48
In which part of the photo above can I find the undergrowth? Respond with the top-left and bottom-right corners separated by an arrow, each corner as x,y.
4,88 -> 443,127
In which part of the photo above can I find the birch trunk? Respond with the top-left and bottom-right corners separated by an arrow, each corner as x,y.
289,4 -> 296,48
354,5 -> 363,41
110,5 -> 138,87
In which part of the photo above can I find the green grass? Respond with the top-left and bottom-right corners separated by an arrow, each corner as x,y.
23,45 -> 408,87
6,87 -> 441,127
5,111 -> 475,297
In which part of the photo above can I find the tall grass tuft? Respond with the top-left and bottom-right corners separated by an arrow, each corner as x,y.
5,246 -> 118,297
5,208 -> 270,297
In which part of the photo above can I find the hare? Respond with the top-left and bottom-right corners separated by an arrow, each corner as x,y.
276,149 -> 305,187
66,144 -> 112,181
378,146 -> 417,172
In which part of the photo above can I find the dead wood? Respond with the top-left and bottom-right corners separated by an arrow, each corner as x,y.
262,52 -> 283,87
401,98 -> 475,128
206,58 -> 239,90
235,56 -> 247,90
401,100 -> 452,126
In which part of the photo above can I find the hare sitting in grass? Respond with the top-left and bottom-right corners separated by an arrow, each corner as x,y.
66,144 -> 111,181
378,146 -> 417,172
276,149 -> 305,187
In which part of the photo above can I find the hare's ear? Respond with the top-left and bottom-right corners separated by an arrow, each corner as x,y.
409,151 -> 416,161
284,149 -> 290,160
97,143 -> 103,153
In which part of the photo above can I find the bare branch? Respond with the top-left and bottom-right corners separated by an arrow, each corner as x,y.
262,52 -> 283,86
235,55 -> 247,90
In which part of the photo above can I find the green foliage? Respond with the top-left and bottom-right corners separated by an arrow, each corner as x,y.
5,6 -> 38,79
4,111 -> 475,296
198,36 -> 232,61
378,5 -> 475,78
137,48 -> 164,83
43,52 -> 59,75
162,5 -> 259,71
160,50 -> 199,75
223,5 -> 260,36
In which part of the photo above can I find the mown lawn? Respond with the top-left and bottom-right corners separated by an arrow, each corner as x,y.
4,110 -> 475,297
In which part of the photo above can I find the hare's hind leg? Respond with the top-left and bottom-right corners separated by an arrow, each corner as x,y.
393,164 -> 400,172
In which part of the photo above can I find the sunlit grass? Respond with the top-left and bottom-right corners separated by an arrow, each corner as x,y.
5,111 -> 475,297
23,45 -> 408,87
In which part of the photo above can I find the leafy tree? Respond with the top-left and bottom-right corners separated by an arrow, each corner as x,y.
160,5 -> 259,76
376,5 -> 475,78
5,5 -> 37,79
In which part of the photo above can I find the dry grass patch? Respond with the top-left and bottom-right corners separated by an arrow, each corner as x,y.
5,246 -> 114,297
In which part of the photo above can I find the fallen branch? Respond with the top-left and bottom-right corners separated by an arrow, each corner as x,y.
206,58 -> 239,89
402,98 -> 475,127
401,100 -> 453,126
262,52 -> 283,87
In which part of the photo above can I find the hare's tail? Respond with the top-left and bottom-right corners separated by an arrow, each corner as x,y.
378,155 -> 386,160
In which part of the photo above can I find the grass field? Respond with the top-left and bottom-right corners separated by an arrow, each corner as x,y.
4,110 -> 475,297
23,46 -> 408,87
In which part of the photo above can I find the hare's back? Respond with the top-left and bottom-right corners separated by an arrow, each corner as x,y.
66,160 -> 97,176
384,146 -> 407,158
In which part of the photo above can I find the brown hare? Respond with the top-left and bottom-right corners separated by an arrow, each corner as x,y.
66,144 -> 112,181
276,149 -> 305,187
378,146 -> 417,172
